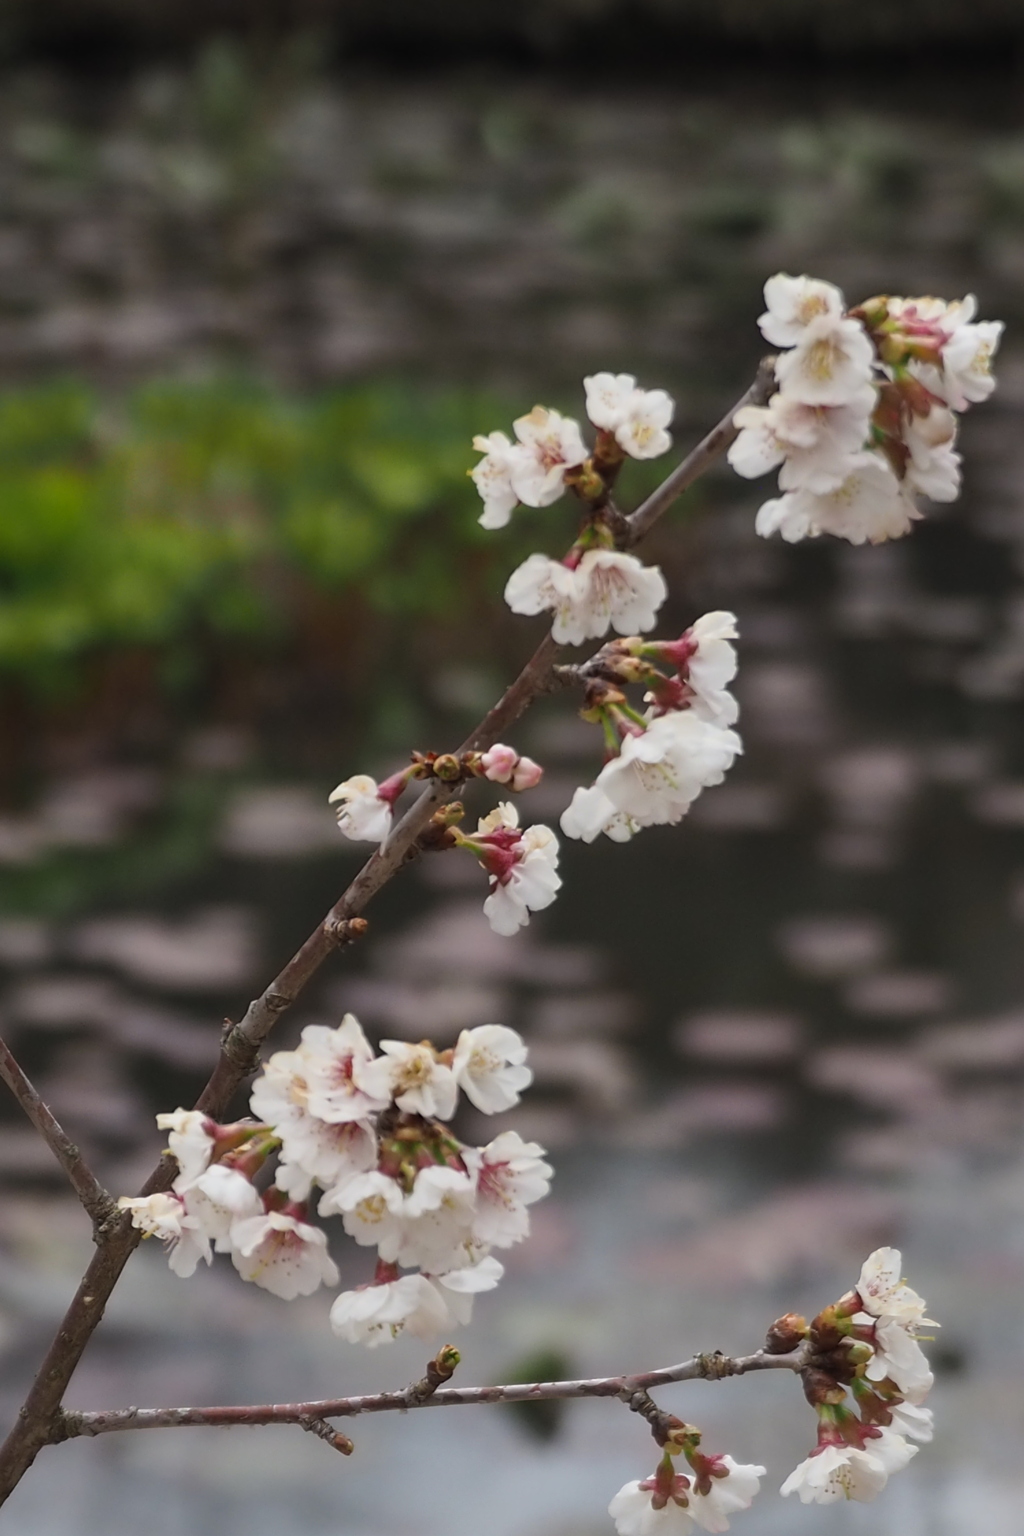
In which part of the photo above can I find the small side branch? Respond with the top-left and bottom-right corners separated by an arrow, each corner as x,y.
626,357 -> 776,545
0,1034 -> 117,1236
404,1345 -> 461,1406
60,1347 -> 803,1441
621,1387 -> 680,1444
299,1417 -> 354,1456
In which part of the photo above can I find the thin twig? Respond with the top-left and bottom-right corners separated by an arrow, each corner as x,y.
404,1345 -> 461,1406
621,1387 -> 681,1444
60,1348 -> 803,1441
0,1035 -> 117,1236
0,368 -> 773,1504
625,357 -> 776,545
298,1417 -> 354,1456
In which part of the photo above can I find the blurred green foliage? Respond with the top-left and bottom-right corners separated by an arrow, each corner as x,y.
0,378 -> 677,704
0,378 -> 533,698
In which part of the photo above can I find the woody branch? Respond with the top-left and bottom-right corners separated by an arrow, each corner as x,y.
0,363 -> 774,1504
59,1346 -> 804,1441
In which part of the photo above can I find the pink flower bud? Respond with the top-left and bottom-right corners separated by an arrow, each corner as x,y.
511,755 -> 543,791
480,744 -> 518,783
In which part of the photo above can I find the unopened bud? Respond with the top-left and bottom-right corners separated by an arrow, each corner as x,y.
580,681 -> 626,718
801,1369 -> 847,1408
850,295 -> 892,330
765,1313 -> 808,1354
665,1423 -> 700,1454
832,1289 -> 862,1320
433,1344 -> 461,1380
432,753 -> 462,782
565,457 -> 610,502
809,1303 -> 852,1350
431,802 -> 465,829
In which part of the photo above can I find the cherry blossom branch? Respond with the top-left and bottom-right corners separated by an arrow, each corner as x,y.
57,1346 -> 803,1442
0,1034 -> 117,1235
0,364 -> 773,1506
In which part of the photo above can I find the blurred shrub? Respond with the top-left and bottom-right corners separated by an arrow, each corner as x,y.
0,378 -> 520,698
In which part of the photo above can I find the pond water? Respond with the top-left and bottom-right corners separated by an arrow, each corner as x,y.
2,62 -> 1024,1536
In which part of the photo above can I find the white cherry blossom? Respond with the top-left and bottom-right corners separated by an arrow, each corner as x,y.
300,1017 -> 394,1124
774,315 -> 875,408
616,388 -> 674,460
508,406 -> 588,507
505,549 -> 667,647
371,1040 -> 458,1119
467,1130 -> 553,1247
863,1428 -> 918,1475
230,1209 -> 339,1299
689,1458 -> 766,1533
427,1254 -> 505,1325
596,712 -> 742,827
482,822 -> 561,936
584,372 -> 674,458
249,1048 -> 309,1129
276,1117 -> 377,1201
755,453 -> 920,546
938,319 -> 1003,409
729,389 -> 874,494
471,430 -> 522,529
188,1163 -> 264,1252
329,1273 -> 450,1347
117,1191 -> 188,1242
397,1165 -> 479,1270
117,1192 -> 212,1278
585,372 -> 640,430
780,1445 -> 889,1504
889,1400 -> 934,1442
904,411 -> 961,502
864,1316 -> 934,1398
560,783 -> 639,843
155,1109 -> 215,1189
856,1247 -> 933,1325
319,1170 -> 407,1258
758,274 -> 846,348
683,611 -> 740,725
609,1480 -> 694,1536
452,1024 -> 532,1113
328,775 -> 393,843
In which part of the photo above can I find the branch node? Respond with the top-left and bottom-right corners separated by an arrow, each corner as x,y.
299,1416 -> 354,1456
90,1198 -> 124,1245
404,1345 -> 461,1406
323,916 -> 370,948
695,1351 -> 734,1382
219,1028 -> 261,1073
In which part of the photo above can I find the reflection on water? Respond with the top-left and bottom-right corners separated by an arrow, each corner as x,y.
2,65 -> 1024,1536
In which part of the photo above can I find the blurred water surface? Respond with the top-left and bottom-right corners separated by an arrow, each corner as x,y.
2,60 -> 1024,1536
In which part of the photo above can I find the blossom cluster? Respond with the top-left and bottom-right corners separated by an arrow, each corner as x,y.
610,1429 -> 765,1536
560,611 -> 743,844
328,750 -> 561,938
472,375 -> 674,531
329,743 -> 543,848
118,1015 -> 552,1347
606,1247 -> 934,1534
729,273 -> 1002,545
779,1246 -> 935,1506
473,375 -> 674,648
